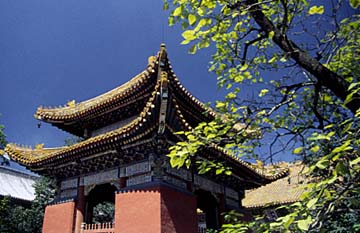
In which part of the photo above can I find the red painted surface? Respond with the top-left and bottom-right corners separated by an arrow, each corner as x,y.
115,185 -> 197,233
75,186 -> 85,233
115,189 -> 161,233
160,186 -> 198,233
42,201 -> 75,233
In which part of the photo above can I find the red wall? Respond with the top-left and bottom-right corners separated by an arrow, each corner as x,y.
160,186 -> 197,233
115,185 -> 197,233
115,189 -> 161,233
42,201 -> 75,233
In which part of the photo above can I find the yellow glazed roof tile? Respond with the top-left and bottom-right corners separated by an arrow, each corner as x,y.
242,162 -> 307,208
5,79 -> 161,167
35,62 -> 157,122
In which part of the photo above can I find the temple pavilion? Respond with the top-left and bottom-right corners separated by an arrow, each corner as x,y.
5,44 -> 288,233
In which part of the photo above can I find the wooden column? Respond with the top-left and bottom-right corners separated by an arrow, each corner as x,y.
119,177 -> 127,188
74,185 -> 85,233
218,193 -> 226,227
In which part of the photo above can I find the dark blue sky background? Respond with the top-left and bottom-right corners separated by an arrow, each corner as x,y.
0,1 -> 226,148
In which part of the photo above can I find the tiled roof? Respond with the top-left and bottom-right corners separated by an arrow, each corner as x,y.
5,44 -> 288,184
242,162 -> 307,208
5,78 -> 160,167
34,64 -> 157,122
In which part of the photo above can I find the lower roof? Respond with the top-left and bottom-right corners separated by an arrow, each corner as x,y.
242,162 -> 307,209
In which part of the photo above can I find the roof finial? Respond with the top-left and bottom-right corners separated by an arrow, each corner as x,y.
159,43 -> 167,64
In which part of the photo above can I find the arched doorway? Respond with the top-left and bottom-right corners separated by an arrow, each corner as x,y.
85,183 -> 117,224
195,189 -> 219,230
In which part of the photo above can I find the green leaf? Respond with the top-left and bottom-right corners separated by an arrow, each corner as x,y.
306,197 -> 318,209
259,89 -> 269,97
185,159 -> 191,169
173,7 -> 182,17
189,44 -> 197,54
331,140 -> 352,153
316,159 -> 329,169
350,0 -> 360,8
350,157 -> 360,165
280,57 -> 287,62
182,30 -> 196,40
163,2 -> 169,10
240,63 -> 248,71
224,170 -> 232,175
226,92 -> 236,99
216,102 -> 226,108
293,147 -> 303,154
335,162 -> 348,176
308,5 -> 324,15
297,217 -> 312,231
268,56 -> 277,64
268,31 -> 275,40
188,14 -> 196,25
348,82 -> 360,90
216,168 -> 224,175
311,145 -> 320,153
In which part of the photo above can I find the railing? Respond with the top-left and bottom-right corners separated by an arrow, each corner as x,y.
80,222 -> 115,233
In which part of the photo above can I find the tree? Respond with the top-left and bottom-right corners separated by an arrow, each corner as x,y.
64,136 -> 83,146
0,114 -> 7,150
0,196 -> 12,233
6,177 -> 56,233
92,202 -> 115,224
0,125 -> 6,149
165,0 -> 360,231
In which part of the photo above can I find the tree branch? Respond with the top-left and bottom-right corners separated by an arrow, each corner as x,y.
243,0 -> 360,114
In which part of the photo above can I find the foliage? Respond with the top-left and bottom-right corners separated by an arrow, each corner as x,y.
0,196 -> 12,233
0,114 -> 7,149
1,177 -> 56,233
165,0 -> 360,231
64,136 -> 83,146
92,202 -> 115,223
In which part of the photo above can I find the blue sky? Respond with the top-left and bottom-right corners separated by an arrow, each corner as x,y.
0,0 -> 225,148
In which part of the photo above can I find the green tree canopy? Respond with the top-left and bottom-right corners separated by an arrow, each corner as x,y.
0,114 -> 7,149
165,0 -> 360,231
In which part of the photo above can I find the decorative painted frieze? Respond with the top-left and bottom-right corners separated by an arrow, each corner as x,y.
125,161 -> 150,177
194,175 -> 223,194
165,165 -> 191,181
60,188 -> 78,199
164,176 -> 187,189
83,168 -> 118,186
60,178 -> 78,190
126,173 -> 152,186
